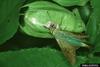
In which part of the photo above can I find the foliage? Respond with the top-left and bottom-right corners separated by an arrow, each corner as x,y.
53,0 -> 89,6
0,0 -> 100,67
87,0 -> 100,52
0,0 -> 24,45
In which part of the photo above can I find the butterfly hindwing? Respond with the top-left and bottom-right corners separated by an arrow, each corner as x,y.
56,39 -> 76,64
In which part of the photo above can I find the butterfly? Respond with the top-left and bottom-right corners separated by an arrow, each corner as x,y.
44,22 -> 89,65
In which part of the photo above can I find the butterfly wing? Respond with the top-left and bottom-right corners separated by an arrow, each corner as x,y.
52,30 -> 77,64
56,38 -> 76,64
44,22 -> 89,64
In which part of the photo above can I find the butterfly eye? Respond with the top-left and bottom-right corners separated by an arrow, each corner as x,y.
49,23 -> 56,29
44,21 -> 57,30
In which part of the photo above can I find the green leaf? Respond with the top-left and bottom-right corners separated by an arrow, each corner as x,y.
86,0 -> 100,52
53,0 -> 89,6
20,1 -> 80,38
0,48 -> 70,67
94,35 -> 100,52
88,56 -> 100,63
0,47 -> 88,67
86,13 -> 97,44
78,4 -> 91,23
23,1 -> 68,12
75,56 -> 88,67
0,0 -> 24,45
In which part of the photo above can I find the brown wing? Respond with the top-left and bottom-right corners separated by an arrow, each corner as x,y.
56,39 -> 76,65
